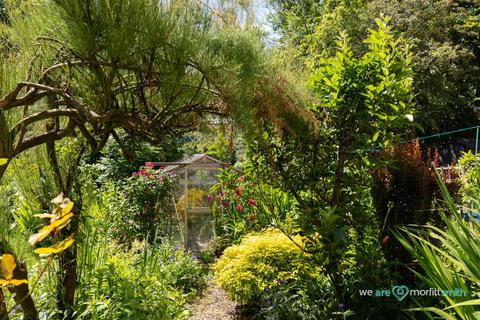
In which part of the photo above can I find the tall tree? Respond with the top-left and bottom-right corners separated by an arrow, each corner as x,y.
0,0 -> 305,318
250,19 -> 415,316
268,0 -> 480,134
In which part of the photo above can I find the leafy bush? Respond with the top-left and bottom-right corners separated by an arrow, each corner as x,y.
75,256 -> 189,320
458,151 -> 480,209
213,229 -> 319,305
76,239 -> 206,320
145,243 -> 207,299
105,165 -> 178,243
259,277 -> 336,320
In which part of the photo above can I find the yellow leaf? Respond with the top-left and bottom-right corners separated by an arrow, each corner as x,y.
28,224 -> 54,245
8,279 -> 28,286
51,213 -> 73,230
34,236 -> 75,257
60,200 -> 74,217
1,254 -> 15,280
0,159 -> 7,166
0,279 -> 28,286
29,212 -> 73,246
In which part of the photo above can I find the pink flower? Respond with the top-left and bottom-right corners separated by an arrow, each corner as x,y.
222,201 -> 229,207
146,162 -> 155,168
132,172 -> 139,176
147,185 -> 153,189
247,198 -> 256,206
217,195 -> 222,201
238,176 -> 245,182
206,195 -> 213,203
235,204 -> 243,212
233,186 -> 244,197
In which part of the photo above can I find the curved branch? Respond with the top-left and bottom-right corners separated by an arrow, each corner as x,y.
13,119 -> 76,156
11,109 -> 80,134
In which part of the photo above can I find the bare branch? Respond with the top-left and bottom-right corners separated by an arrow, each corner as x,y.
13,120 -> 76,156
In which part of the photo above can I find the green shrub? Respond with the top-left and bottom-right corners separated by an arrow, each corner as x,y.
75,256 -> 189,320
213,229 -> 320,305
148,243 -> 207,299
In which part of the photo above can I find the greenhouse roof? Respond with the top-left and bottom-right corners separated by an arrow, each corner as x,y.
148,153 -> 229,172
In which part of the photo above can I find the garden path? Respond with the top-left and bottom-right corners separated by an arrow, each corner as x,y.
189,279 -> 237,320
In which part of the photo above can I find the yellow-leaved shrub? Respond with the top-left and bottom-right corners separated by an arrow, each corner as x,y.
213,229 -> 319,305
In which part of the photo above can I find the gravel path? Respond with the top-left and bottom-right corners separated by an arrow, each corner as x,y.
189,280 -> 238,320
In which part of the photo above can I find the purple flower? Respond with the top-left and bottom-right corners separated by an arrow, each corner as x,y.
338,303 -> 346,310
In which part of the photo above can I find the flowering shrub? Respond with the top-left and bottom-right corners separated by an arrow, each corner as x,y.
213,229 -> 320,305
106,165 -> 177,243
210,169 -> 270,243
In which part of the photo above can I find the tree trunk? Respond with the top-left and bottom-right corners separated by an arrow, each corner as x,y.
331,144 -> 347,207
11,263 -> 38,320
0,289 -> 8,320
0,158 -> 10,182
56,245 -> 77,320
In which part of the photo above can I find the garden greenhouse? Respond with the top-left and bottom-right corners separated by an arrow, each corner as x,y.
150,154 -> 231,251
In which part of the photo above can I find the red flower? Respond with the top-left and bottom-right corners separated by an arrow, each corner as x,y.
222,201 -> 229,207
238,176 -> 245,181
247,198 -> 256,206
235,204 -> 243,212
206,195 -> 213,203
217,195 -> 222,201
381,235 -> 390,245
147,185 -> 153,189
145,162 -> 155,168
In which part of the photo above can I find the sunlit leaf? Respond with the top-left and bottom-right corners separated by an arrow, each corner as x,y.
0,159 -> 7,166
28,224 -> 54,245
60,200 -> 74,217
0,279 -> 28,286
51,213 -> 73,230
33,213 -> 57,219
34,236 -> 75,257
1,254 -> 15,280
50,193 -> 64,205
0,254 -> 27,286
